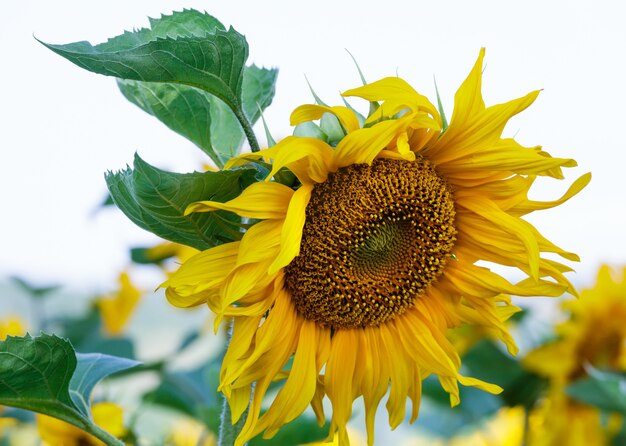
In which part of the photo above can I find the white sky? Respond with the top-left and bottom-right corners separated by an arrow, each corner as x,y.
2,0 -> 625,290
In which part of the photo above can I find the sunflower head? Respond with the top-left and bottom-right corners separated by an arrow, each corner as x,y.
163,48 -> 589,446
285,156 -> 456,329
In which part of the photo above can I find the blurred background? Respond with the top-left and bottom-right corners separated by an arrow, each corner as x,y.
1,0 -> 626,444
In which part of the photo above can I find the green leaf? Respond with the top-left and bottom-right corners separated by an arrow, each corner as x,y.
40,10 -> 246,111
144,364 -> 221,417
208,66 -> 278,160
117,63 -> 277,168
101,193 -> 114,207
97,9 -> 226,49
39,9 -> 272,153
70,353 -> 140,416
241,65 -> 278,124
118,80 -> 220,163
567,366 -> 626,414
0,334 -> 135,445
105,153 -> 257,250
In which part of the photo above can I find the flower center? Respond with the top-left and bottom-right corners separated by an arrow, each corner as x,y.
284,158 -> 457,329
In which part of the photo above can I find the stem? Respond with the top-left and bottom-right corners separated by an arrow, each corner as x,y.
217,391 -> 248,446
218,323 -> 249,446
234,109 -> 261,153
84,421 -> 125,446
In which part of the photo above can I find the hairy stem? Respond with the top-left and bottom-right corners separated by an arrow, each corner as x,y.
218,323 -> 249,446
234,109 -> 260,153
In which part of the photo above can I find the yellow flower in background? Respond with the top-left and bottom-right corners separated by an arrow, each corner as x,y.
527,386 -> 610,446
167,419 -> 215,446
523,265 -> 626,445
37,402 -> 126,446
406,406 -> 525,446
449,406 -> 525,446
96,272 -> 142,336
525,265 -> 626,380
163,48 -> 589,446
0,316 -> 26,340
145,242 -> 199,265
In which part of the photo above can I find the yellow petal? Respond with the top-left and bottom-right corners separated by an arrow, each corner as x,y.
264,136 -> 334,184
512,172 -> 591,214
458,375 -> 503,394
449,48 -> 486,125
261,320 -> 319,437
161,241 -> 240,307
455,194 -> 540,279
290,104 -> 360,133
342,76 -> 440,124
332,118 -> 409,170
325,329 -> 358,443
379,323 -> 410,429
269,183 -> 313,274
236,219 -> 283,266
185,181 -> 294,219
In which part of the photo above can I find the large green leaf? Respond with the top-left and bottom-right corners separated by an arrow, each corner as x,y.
117,80 -> 220,163
117,65 -> 277,167
0,334 -> 138,445
241,65 -> 278,124
208,65 -> 279,161
70,352 -> 140,415
105,154 -> 258,250
40,10 -> 246,110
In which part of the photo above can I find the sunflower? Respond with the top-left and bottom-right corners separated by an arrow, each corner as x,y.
524,265 -> 626,445
163,48 -> 589,446
525,265 -> 626,380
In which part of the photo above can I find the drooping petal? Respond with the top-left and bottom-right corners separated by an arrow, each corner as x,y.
264,136 -> 334,184
236,219 -> 283,267
256,320 -> 320,438
161,241 -> 240,307
325,329 -> 358,445
269,183 -> 313,274
291,104 -> 361,133
331,118 -> 410,170
185,181 -> 294,219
